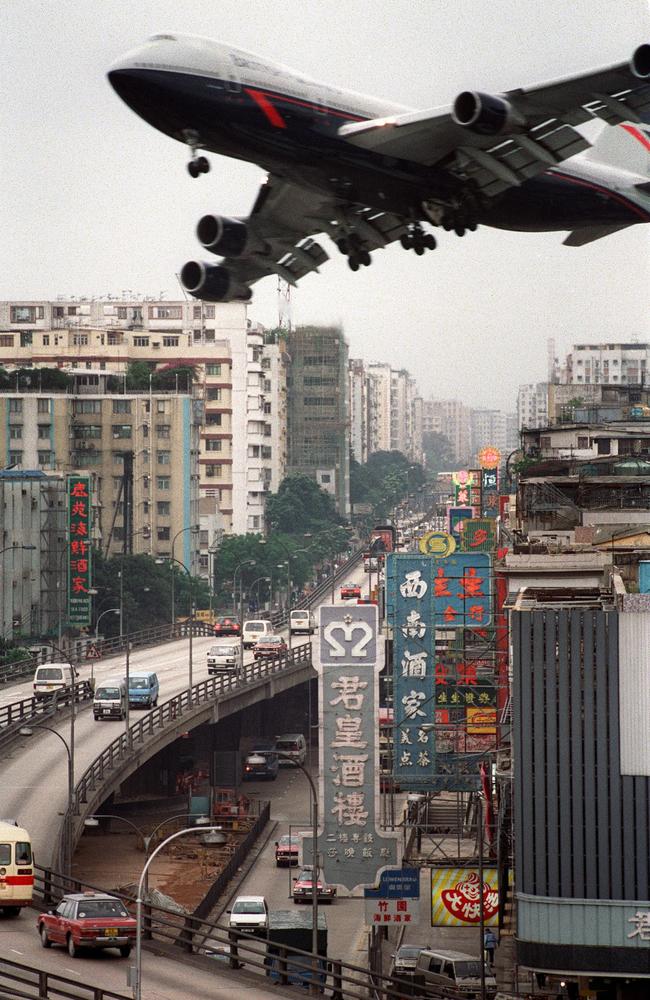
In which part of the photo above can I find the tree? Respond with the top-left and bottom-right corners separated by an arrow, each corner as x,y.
265,475 -> 343,535
125,361 -> 153,390
422,432 -> 455,475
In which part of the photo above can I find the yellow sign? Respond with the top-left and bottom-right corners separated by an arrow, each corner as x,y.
466,706 -> 497,735
477,446 -> 501,469
431,867 -> 499,926
418,531 -> 456,557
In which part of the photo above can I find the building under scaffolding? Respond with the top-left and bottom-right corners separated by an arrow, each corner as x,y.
285,325 -> 350,517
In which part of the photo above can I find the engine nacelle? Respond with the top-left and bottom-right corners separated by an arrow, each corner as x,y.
452,91 -> 524,135
197,215 -> 264,258
180,261 -> 252,302
631,43 -> 650,79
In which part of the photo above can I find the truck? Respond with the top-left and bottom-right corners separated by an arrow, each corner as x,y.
264,910 -> 328,986
369,524 -> 397,555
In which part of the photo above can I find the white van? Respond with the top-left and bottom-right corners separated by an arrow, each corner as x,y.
207,642 -> 241,675
275,733 -> 307,766
33,663 -> 74,700
93,677 -> 128,721
242,619 -> 274,649
289,610 -> 315,636
414,949 -> 497,997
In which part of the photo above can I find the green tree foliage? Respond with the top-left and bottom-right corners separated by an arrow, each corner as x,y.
422,431 -> 456,475
0,366 -> 72,391
125,361 -> 152,390
124,362 -> 198,392
265,474 -> 343,535
350,450 -> 425,521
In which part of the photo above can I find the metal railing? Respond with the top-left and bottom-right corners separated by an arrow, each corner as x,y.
0,956 -> 128,1000
0,680 -> 94,751
31,865 -> 456,1000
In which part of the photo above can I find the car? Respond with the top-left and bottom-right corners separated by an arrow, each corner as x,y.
228,895 -> 269,930
274,733 -> 307,766
207,642 -> 241,675
292,867 -> 337,904
253,635 -> 288,660
214,615 -> 241,636
37,891 -> 136,958
392,944 -> 427,977
275,834 -> 300,867
340,583 -> 361,600
242,619 -> 274,649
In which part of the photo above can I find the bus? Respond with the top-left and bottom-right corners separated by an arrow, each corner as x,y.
0,820 -> 34,915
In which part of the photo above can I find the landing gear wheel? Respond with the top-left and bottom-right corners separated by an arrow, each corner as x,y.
67,935 -> 78,958
467,220 -> 477,232
414,244 -> 425,256
337,237 -> 350,255
40,926 -> 51,948
196,156 -> 210,174
348,256 -> 360,272
454,224 -> 466,237
424,234 -> 437,250
359,250 -> 371,267
400,235 -> 412,250
187,160 -> 200,178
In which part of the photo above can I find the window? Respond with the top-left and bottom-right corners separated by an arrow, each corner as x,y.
205,465 -> 222,478
20,331 -> 33,347
199,530 -> 209,545
204,305 -> 215,318
8,399 -> 22,413
157,476 -> 170,490
248,445 -> 260,458
73,334 -> 89,346
112,424 -> 132,439
577,436 -> 589,448
77,424 -> 101,439
37,398 -> 50,413
205,439 -> 222,451
206,413 -> 222,426
53,306 -> 64,319
156,424 -> 170,438
193,305 -> 202,319
107,332 -> 121,346
117,306 -> 128,319
157,400 -> 166,414
42,335 -> 50,346
75,399 -> 101,414
597,438 -> 611,455
141,423 -> 149,438
157,450 -> 171,464
67,306 -> 77,316
8,451 -> 22,465
157,527 -> 171,541
0,335 -> 14,347
157,501 -> 171,516
261,446 -> 272,460
143,501 -> 150,515
148,306 -> 182,319
38,451 -> 53,466
264,402 -> 271,415
206,363 -> 222,376
540,436 -> 551,448
9,425 -> 22,439
133,336 -> 149,347
113,451 -> 125,465
37,424 -> 50,439
207,388 -> 222,401
10,305 -> 43,322
162,336 -> 179,347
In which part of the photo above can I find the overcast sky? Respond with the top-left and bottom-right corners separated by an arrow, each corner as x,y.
3,0 -> 650,408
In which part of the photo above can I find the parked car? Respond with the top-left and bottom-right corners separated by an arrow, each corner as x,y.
37,891 -> 136,958
214,615 -> 241,637
275,733 -> 307,766
392,944 -> 427,977
253,635 -> 288,660
292,867 -> 337,904
340,583 -> 361,600
228,895 -> 269,931
275,834 -> 300,867
207,642 -> 241,675
242,619 -> 274,649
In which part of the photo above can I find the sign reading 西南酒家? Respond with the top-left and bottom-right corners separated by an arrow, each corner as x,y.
312,605 -> 399,891
67,474 -> 92,628
431,867 -> 499,926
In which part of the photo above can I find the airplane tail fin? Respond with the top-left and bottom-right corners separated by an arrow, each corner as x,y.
585,121 -> 650,176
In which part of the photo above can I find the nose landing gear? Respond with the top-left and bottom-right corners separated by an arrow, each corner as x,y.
182,129 -> 210,178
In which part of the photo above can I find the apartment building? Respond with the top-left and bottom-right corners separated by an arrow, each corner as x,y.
517,382 -> 550,430
422,398 -> 472,464
562,340 -> 650,386
349,358 -> 369,463
286,325 -> 350,517
0,297 -> 286,546
470,408 -> 518,459
367,363 -> 392,454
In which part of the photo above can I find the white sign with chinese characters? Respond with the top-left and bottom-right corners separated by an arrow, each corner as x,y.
312,606 -> 400,892
364,897 -> 421,926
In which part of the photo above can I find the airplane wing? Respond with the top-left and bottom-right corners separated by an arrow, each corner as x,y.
339,48 -> 650,198
203,174 -> 412,290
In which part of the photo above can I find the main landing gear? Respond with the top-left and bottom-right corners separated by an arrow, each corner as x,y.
336,234 -> 372,271
400,225 -> 437,255
182,129 -> 210,178
441,213 -> 477,238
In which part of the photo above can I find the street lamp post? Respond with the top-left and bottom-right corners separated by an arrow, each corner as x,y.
134,824 -> 219,1000
20,724 -> 73,878
274,543 -> 314,648
233,558 -> 256,673
170,525 -> 199,628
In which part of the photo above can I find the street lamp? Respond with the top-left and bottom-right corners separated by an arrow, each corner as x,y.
156,555 -> 195,701
248,751 -> 320,982
170,525 -> 200,627
233,558 -> 256,671
133,822 -> 219,1000
248,574 -> 270,614
274,542 -> 314,647
19,724 -> 74,878
95,607 -> 120,640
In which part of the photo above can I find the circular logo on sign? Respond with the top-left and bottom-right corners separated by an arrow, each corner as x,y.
478,446 -> 501,469
418,531 -> 456,557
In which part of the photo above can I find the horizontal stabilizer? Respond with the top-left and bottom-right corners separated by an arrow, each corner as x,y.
562,224 -> 630,246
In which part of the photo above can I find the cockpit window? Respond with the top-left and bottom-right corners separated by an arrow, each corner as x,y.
149,34 -> 177,42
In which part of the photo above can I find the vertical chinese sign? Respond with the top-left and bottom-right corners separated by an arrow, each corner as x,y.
478,446 -> 501,520
315,605 -> 399,891
67,474 -> 92,628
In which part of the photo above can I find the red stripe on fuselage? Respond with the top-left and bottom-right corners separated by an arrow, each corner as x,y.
248,87 -> 365,122
621,123 -> 650,153
245,88 -> 287,129
551,169 -> 650,222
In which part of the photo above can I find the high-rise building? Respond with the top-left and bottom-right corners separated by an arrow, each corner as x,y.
286,325 -> 350,517
367,363 -> 392,454
348,358 -> 369,463
517,382 -> 550,430
423,398 -> 472,465
562,341 -> 650,386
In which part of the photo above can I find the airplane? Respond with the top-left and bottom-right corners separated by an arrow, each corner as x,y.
108,34 -> 650,302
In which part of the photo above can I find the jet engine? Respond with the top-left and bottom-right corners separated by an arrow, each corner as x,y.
631,43 -> 650,78
197,215 -> 265,258
180,261 -> 251,302
452,91 -> 524,135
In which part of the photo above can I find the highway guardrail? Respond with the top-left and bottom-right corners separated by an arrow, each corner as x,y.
0,680 -> 94,751
0,955 -> 128,999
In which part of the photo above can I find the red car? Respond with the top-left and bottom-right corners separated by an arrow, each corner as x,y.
214,615 -> 241,636
340,583 -> 361,600
37,891 -> 136,958
275,834 -> 300,867
253,635 -> 288,660
292,867 -> 336,904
